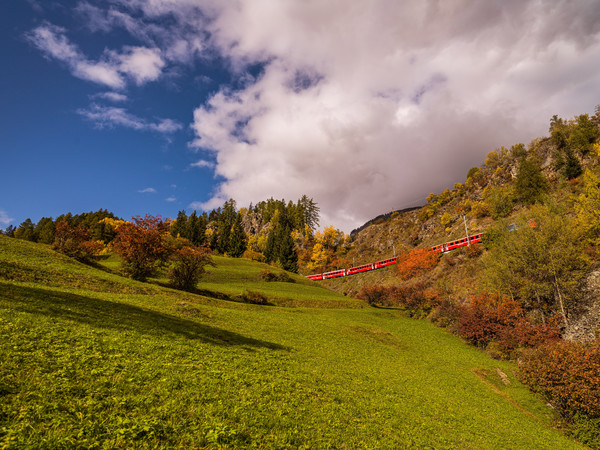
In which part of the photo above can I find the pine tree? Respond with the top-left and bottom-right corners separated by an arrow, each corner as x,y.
562,147 -> 583,180
170,210 -> 188,239
228,213 -> 247,257
515,157 -> 549,205
14,218 -> 36,241
278,229 -> 298,273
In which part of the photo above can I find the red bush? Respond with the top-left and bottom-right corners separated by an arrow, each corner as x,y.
396,248 -> 439,279
519,340 -> 600,418
457,294 -> 561,354
358,285 -> 391,306
392,283 -> 440,313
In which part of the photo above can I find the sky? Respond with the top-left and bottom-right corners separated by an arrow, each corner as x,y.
2,1 -> 600,233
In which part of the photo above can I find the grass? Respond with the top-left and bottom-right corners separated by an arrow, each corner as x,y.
0,235 -> 584,448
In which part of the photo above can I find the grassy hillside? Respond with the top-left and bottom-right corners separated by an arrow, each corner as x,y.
0,235 -> 582,448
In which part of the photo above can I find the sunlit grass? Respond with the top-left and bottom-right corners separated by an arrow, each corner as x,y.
0,236 -> 582,448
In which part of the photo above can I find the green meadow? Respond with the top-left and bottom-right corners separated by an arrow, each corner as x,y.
0,235 -> 582,448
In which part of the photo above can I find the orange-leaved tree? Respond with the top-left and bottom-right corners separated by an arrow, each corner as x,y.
113,215 -> 173,281
396,248 -> 439,280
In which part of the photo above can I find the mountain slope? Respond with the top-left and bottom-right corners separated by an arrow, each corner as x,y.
0,236 -> 582,448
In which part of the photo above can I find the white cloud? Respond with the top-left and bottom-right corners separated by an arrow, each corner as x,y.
138,187 -> 156,194
78,104 -> 182,133
92,91 -> 128,102
166,196 -> 177,202
0,210 -> 14,226
114,46 -> 165,85
187,0 -> 600,231
27,23 -> 165,89
190,159 -> 215,169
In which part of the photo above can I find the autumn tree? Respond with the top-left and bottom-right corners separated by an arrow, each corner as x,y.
396,248 -> 439,280
113,215 -> 173,281
483,205 -> 588,327
168,242 -> 214,291
52,221 -> 103,262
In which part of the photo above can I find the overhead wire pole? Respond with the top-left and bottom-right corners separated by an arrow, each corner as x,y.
463,215 -> 470,246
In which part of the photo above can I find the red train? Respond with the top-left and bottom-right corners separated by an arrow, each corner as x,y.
305,233 -> 483,281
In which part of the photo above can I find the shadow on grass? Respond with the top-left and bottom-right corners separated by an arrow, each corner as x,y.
0,282 -> 288,351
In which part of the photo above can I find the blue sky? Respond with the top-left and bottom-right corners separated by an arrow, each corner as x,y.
2,1 -> 600,232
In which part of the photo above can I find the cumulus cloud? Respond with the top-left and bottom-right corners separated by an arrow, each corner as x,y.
78,104 -> 182,133
166,196 -> 177,202
138,187 -> 156,194
187,0 -> 600,231
26,23 -> 165,89
0,210 -> 14,226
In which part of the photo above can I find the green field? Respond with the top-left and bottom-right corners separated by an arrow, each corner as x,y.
0,235 -> 582,448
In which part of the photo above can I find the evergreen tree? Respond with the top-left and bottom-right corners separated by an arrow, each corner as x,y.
170,210 -> 188,239
14,218 -> 36,241
34,217 -> 56,244
3,225 -> 16,237
228,213 -> 247,257
562,147 -> 583,180
278,229 -> 298,272
515,157 -> 549,205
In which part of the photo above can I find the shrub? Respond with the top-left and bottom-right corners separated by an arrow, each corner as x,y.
243,249 -> 266,262
358,285 -> 390,306
457,294 -> 561,355
258,269 -> 294,283
239,290 -> 270,305
429,298 -> 463,329
391,283 -> 439,316
396,248 -> 439,280
457,294 -> 523,347
519,340 -> 600,418
169,246 -> 213,291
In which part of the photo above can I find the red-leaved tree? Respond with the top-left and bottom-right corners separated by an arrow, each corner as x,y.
113,215 -> 173,280
52,221 -> 103,262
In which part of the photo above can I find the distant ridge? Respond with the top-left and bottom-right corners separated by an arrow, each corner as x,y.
350,206 -> 422,236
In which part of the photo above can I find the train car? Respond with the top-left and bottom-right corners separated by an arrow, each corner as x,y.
374,257 -> 398,269
323,269 -> 346,279
432,233 -> 484,252
306,273 -> 323,281
346,263 -> 375,275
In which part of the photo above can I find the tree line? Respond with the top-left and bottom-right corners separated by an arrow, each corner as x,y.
2,195 -> 328,274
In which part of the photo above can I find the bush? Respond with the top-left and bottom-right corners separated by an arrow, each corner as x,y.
243,249 -> 266,262
519,340 -> 600,418
358,285 -> 390,306
239,290 -> 270,305
258,269 -> 294,283
396,248 -> 439,280
457,294 -> 560,356
391,283 -> 439,317
169,246 -> 213,291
